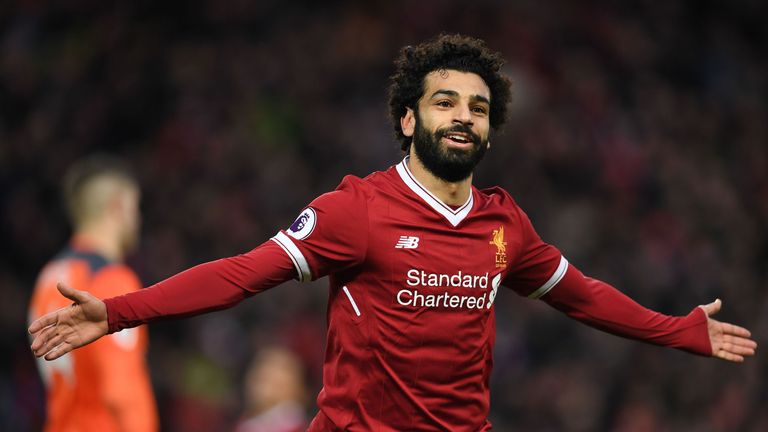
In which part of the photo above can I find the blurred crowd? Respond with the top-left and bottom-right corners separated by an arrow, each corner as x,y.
2,0 -> 766,430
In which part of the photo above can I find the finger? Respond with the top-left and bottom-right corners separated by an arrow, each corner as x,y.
44,342 -> 75,361
33,330 -> 66,358
699,298 -> 722,317
721,322 -> 752,338
723,343 -> 756,357
714,349 -> 744,363
722,334 -> 758,349
28,311 -> 59,334
719,339 -> 756,356
56,282 -> 91,304
30,323 -> 60,352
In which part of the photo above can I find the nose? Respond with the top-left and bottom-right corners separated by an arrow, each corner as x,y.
453,103 -> 473,126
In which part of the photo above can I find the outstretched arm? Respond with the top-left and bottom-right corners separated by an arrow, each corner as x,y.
29,240 -> 296,360
542,264 -> 757,362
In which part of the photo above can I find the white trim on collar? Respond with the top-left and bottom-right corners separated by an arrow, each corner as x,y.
395,157 -> 473,227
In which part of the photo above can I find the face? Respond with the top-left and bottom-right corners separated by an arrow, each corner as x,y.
402,70 -> 491,182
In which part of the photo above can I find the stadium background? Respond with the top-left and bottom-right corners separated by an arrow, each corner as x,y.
1,0 -> 766,430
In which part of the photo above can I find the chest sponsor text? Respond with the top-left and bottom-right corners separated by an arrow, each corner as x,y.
398,269 -> 500,310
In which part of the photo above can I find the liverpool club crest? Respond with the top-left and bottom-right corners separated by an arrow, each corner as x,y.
489,226 -> 507,268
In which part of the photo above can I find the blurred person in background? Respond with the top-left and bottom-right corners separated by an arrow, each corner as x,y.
28,35 -> 756,431
28,156 -> 158,432
236,346 -> 308,432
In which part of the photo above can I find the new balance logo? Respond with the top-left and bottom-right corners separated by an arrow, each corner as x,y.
395,236 -> 420,249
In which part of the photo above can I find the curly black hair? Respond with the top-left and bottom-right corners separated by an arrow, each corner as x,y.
388,34 -> 512,151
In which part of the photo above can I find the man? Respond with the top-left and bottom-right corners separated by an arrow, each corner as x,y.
28,156 -> 158,432
29,35 -> 756,431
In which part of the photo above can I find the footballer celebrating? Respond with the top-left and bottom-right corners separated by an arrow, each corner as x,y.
29,35 -> 756,431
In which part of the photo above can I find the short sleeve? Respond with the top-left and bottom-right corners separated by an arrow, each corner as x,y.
503,205 -> 568,299
270,175 -> 369,282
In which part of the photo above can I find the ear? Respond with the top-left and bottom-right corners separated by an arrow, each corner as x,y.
112,187 -> 137,221
401,108 -> 415,138
110,190 -> 129,220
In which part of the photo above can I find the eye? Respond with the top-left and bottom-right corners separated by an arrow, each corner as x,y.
472,106 -> 488,115
436,100 -> 453,108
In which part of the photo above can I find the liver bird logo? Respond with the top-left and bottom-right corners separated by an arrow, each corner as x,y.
490,226 -> 508,268
490,226 -> 507,253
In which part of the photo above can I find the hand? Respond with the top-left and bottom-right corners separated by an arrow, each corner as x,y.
29,282 -> 109,360
699,299 -> 757,362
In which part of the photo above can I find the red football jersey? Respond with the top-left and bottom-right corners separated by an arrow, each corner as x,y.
271,158 -> 565,431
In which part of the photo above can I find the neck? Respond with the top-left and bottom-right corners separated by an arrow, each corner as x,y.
406,149 -> 473,206
74,221 -> 123,262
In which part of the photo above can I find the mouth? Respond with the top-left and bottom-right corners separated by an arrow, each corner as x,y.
441,132 -> 475,148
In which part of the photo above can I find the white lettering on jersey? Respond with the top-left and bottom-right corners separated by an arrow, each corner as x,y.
395,236 -> 419,249
487,273 -> 502,309
397,289 -> 488,310
398,269 -> 499,311
406,269 -> 488,288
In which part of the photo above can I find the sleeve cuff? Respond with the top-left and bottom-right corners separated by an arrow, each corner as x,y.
104,297 -> 121,334
677,307 -> 712,356
104,295 -> 144,334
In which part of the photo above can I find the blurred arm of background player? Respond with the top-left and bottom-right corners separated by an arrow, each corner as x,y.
27,156 -> 157,432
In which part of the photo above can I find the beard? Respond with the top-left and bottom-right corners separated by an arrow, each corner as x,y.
412,111 -> 488,183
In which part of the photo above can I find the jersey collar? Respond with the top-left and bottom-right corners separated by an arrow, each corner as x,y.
395,157 -> 474,227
